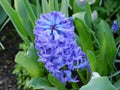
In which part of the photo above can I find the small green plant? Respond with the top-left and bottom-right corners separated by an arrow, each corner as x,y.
13,64 -> 33,90
0,0 -> 11,31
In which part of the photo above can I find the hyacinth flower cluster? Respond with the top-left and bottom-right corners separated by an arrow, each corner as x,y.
112,20 -> 119,32
34,11 -> 90,84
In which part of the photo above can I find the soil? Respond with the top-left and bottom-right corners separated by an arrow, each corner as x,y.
0,22 -> 21,90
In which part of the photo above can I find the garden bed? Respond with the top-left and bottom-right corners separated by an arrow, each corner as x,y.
0,22 -> 21,90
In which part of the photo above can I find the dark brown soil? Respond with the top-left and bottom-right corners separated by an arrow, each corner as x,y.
0,22 -> 21,90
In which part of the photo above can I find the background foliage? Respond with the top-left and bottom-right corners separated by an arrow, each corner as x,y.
0,0 -> 120,90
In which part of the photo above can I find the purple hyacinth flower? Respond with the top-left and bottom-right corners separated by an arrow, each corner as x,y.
34,11 -> 90,84
35,11 -> 74,40
112,20 -> 119,32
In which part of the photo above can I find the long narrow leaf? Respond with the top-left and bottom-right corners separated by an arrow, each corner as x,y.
48,74 -> 67,90
36,0 -> 41,18
54,0 -> 59,11
95,20 -> 116,75
0,0 -> 11,25
23,0 -> 36,25
0,5 -> 7,25
61,0 -> 69,17
84,1 -> 92,28
14,0 -> 33,41
87,50 -> 97,72
115,35 -> 120,45
0,18 -> 10,32
24,0 -> 37,42
42,0 -> 50,14
98,32 -> 108,75
49,0 -> 54,11
0,0 -> 30,45
72,0 -> 82,13
73,18 -> 94,52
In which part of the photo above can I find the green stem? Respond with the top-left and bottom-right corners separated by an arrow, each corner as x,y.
109,71 -> 120,78
71,82 -> 78,89
115,36 -> 120,45
110,6 -> 120,18
77,70 -> 86,84
106,6 -> 120,21
0,18 -> 10,32
0,42 -> 5,50
91,30 -> 100,48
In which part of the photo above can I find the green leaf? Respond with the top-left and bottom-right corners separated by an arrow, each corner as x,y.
26,77 -> 57,90
0,18 -> 10,32
97,32 -> 107,74
87,50 -> 97,72
80,77 -> 117,90
115,35 -> 120,45
84,1 -> 92,28
43,87 -> 58,90
95,20 -> 116,75
0,0 -> 30,45
30,3 -> 37,17
14,0 -> 33,41
36,0 -> 41,18
0,5 -> 7,25
72,0 -> 82,13
23,0 -> 36,25
49,0 -> 59,11
75,33 -> 81,46
42,0 -> 50,14
73,18 -> 94,52
0,42 -> 5,50
54,0 -> 59,11
15,44 -> 43,77
48,74 -> 67,90
49,0 -> 54,12
23,0 -> 37,42
95,7 -> 108,14
73,12 -> 86,23
61,0 -> 69,17
0,0 -> 11,25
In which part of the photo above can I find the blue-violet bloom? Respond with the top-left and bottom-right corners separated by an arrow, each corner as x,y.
35,11 -> 74,40
34,11 -> 90,84
112,20 -> 119,32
